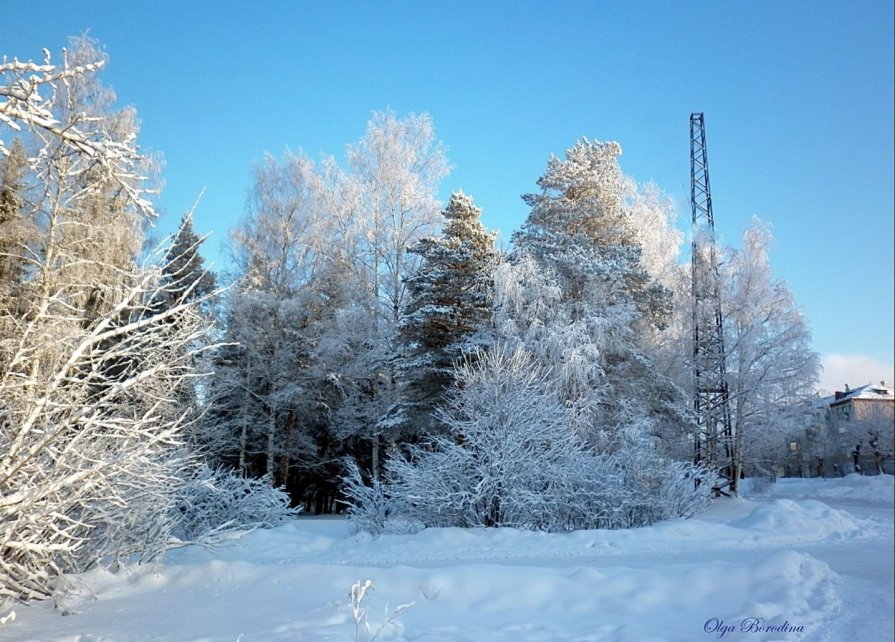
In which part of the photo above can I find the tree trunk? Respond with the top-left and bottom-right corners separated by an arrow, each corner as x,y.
238,385 -> 251,474
266,409 -> 276,478
371,435 -> 380,481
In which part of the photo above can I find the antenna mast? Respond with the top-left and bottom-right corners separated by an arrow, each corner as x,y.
690,113 -> 735,494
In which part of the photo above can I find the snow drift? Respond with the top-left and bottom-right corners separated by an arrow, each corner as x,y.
1,475 -> 891,642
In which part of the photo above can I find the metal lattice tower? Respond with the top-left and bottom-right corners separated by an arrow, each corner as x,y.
690,113 -> 735,494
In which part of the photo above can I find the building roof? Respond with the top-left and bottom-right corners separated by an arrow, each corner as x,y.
821,382 -> 894,407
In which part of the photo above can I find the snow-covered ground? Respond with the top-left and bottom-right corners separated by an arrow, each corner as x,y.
2,474 -> 892,642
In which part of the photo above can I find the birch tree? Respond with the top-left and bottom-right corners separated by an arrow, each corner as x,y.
210,152 -> 325,485
722,219 -> 820,479
339,111 -> 449,473
625,181 -> 683,289
346,110 -> 450,325
0,39 -> 214,605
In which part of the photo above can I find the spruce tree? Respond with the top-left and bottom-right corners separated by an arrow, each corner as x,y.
151,212 -> 217,434
162,212 -> 217,306
395,191 -> 498,435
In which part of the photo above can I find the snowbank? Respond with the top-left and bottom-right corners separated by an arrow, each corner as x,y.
749,473 -> 895,504
1,476 -> 891,642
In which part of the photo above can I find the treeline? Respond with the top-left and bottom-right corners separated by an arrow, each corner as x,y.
198,115 -> 819,518
1,37 -> 821,603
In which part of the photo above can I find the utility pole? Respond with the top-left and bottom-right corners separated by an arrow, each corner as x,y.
690,113 -> 736,494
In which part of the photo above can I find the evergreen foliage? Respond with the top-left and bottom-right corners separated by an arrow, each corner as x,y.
395,191 -> 498,434
0,139 -> 28,287
515,138 -> 671,330
509,138 -> 689,447
162,212 -> 218,306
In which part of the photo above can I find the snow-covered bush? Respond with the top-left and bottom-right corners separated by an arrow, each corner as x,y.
0,250 -> 214,605
390,344 -> 585,530
343,344 -> 716,534
341,459 -> 398,534
662,462 -> 717,518
175,466 -> 301,543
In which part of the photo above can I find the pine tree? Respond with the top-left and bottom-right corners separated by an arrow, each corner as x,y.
515,139 -> 670,327
394,191 -> 498,435
510,138 -> 687,448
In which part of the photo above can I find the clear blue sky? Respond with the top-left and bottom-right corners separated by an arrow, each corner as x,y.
4,0 -> 893,391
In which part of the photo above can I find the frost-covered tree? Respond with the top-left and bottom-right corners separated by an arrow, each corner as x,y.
509,139 -> 689,449
491,254 -> 603,433
394,191 -> 498,434
341,139 -> 706,528
300,157 -> 388,473
515,139 -> 671,330
346,110 -> 450,325
646,262 -> 698,459
1,36 -> 159,400
207,152 -> 326,486
0,139 -> 30,289
625,182 -> 691,417
204,152 -> 365,510
626,182 -> 683,289
0,139 -> 33,363
0,40 -> 219,605
0,245 -> 215,604
0,39 -> 309,606
1,41 -> 156,209
344,110 -> 450,472
161,210 -> 217,307
847,403 -> 895,474
205,113 -> 450,497
722,219 -> 821,478
141,211 -> 217,435
2,38 -> 160,339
